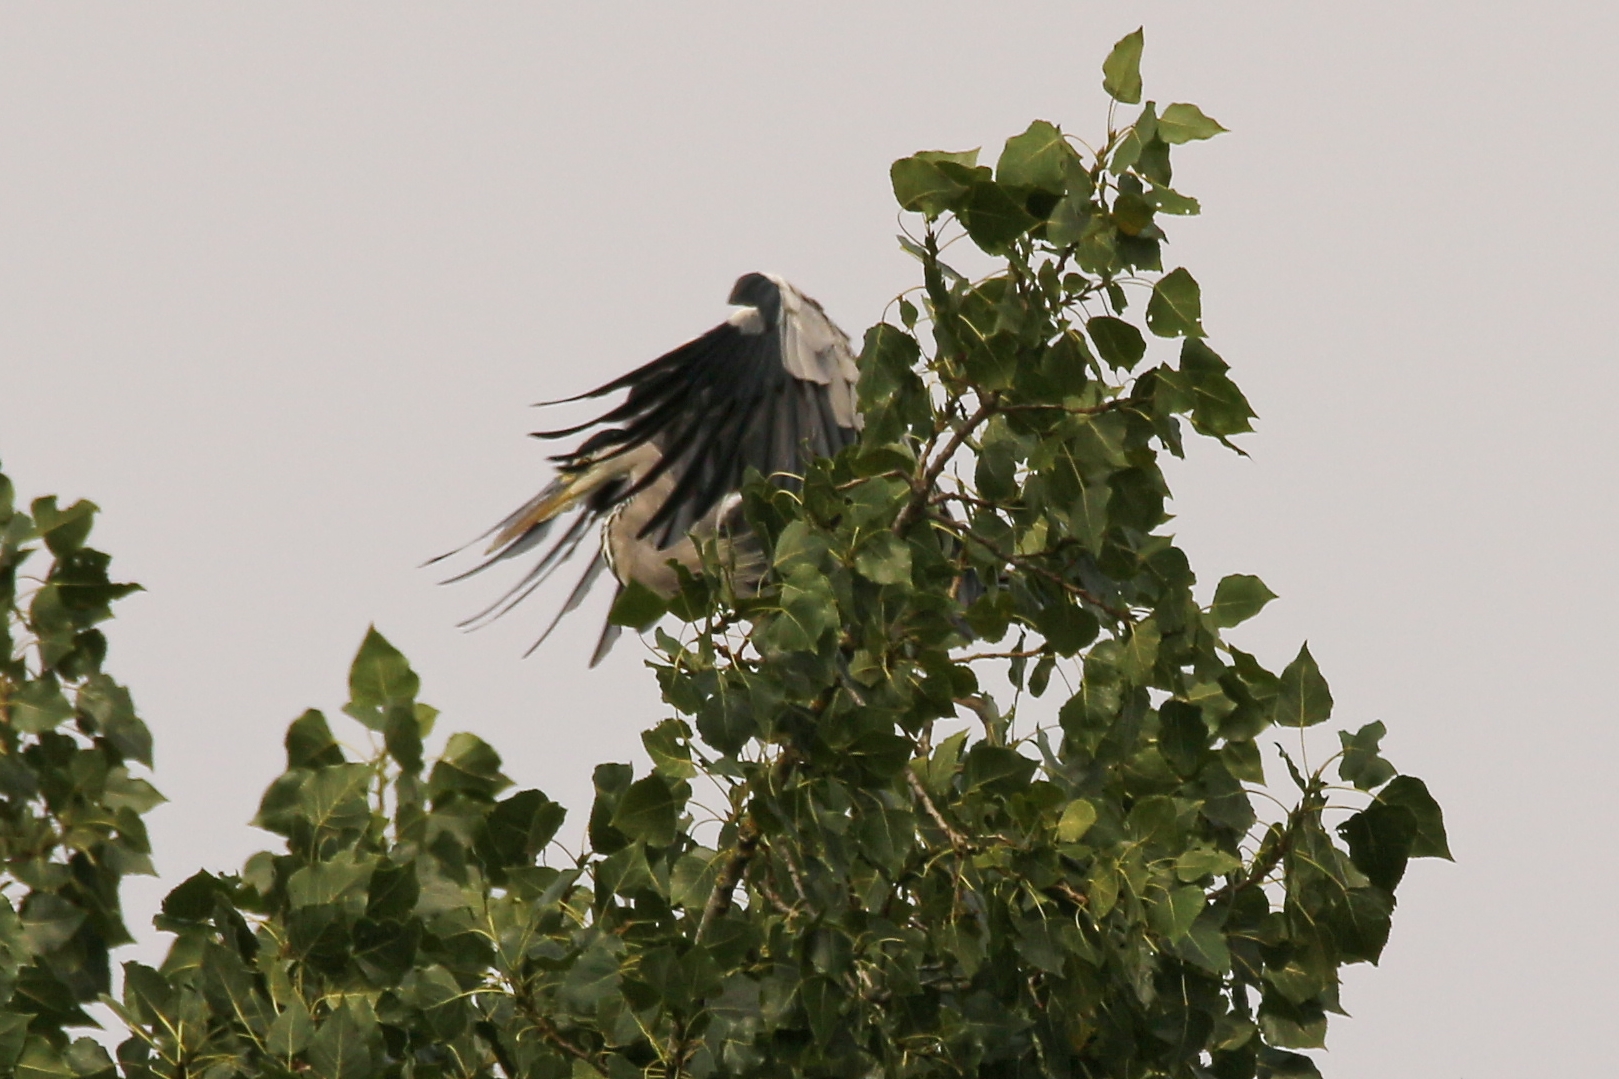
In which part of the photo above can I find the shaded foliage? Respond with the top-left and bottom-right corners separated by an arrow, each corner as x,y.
1,30 -> 1447,1079
0,466 -> 163,1076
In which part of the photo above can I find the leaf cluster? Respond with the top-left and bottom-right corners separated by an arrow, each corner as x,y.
0,464 -> 163,1076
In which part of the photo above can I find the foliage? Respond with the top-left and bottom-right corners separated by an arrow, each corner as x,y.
0,465 -> 163,1075
0,29 -> 1449,1079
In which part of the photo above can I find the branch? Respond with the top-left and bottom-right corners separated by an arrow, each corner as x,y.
930,512 -> 1136,625
513,994 -> 606,1076
1209,820 -> 1292,906
697,815 -> 760,941
955,647 -> 1048,663
906,765 -> 971,852
748,856 -> 799,918
895,396 -> 999,532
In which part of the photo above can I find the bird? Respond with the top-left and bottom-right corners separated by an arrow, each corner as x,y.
436,272 -> 863,665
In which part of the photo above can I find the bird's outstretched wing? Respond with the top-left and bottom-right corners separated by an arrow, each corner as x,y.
533,274 -> 862,548
435,273 -> 861,661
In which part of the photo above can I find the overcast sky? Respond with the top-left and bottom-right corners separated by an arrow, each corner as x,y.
3,4 -> 1615,1075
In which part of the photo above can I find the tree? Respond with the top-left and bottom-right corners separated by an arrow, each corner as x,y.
0,30 -> 1446,1079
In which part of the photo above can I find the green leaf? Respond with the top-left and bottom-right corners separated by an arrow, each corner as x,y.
1045,191 -> 1093,248
308,999 -> 375,1079
1208,574 -> 1277,628
1181,339 -> 1256,439
772,520 -> 828,573
560,938 -> 622,1012
65,1039 -> 113,1079
76,674 -> 152,765
1035,601 -> 1099,656
285,709 -> 345,769
996,120 -> 1072,193
346,626 -> 418,712
295,764 -> 373,834
1337,721 -> 1396,791
1102,28 -> 1145,104
365,860 -> 419,920
915,148 -> 981,168
890,155 -> 970,216
427,732 -> 511,801
1173,912 -> 1233,975
10,677 -> 74,734
31,497 -> 97,557
267,999 -> 313,1060
1175,848 -> 1243,882
0,1014 -> 29,1072
761,566 -> 838,653
1085,316 -> 1146,370
854,532 -> 912,586
1260,995 -> 1327,1050
854,803 -> 915,871
1157,102 -> 1227,144
158,870 -> 222,923
1149,183 -> 1200,215
670,847 -> 724,909
14,1038 -> 74,1079
20,895 -> 86,955
891,158 -> 950,210
1273,643 -> 1332,727
1377,775 -> 1452,860
1056,799 -> 1097,842
1149,885 -> 1204,940
287,855 -> 375,908
611,774 -> 682,847
382,702 -> 422,773
963,744 -> 1037,794
608,579 -> 668,630
1156,700 -> 1207,777
1338,803 -> 1416,891
1119,619 -> 1161,685
642,718 -> 697,780
959,181 -> 1039,253
1146,267 -> 1204,338
482,789 -> 567,868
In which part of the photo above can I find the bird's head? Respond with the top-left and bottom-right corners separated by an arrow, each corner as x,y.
727,272 -> 784,333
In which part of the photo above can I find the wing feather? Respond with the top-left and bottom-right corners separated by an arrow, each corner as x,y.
445,274 -> 863,658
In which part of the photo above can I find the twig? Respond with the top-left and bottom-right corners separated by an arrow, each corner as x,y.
697,816 -> 760,941
514,994 -> 607,1075
906,766 -> 971,852
749,859 -> 798,918
953,693 -> 1007,745
895,396 -> 1000,532
1209,819 -> 1293,906
955,647 -> 1048,663
926,511 -> 1135,624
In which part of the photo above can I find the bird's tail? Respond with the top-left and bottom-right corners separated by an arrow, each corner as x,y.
428,454 -> 639,644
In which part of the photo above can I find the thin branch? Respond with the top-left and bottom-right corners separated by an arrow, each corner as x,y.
896,396 -> 1000,532
929,511 -> 1136,624
748,858 -> 799,918
513,993 -> 607,1076
906,765 -> 971,852
697,815 -> 760,941
956,647 -> 1048,663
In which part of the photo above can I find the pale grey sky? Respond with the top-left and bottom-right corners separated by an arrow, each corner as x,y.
3,4 -> 1615,1075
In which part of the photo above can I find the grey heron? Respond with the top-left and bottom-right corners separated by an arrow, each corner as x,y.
440,272 -> 862,665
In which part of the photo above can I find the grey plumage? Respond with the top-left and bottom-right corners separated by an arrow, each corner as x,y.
436,272 -> 862,664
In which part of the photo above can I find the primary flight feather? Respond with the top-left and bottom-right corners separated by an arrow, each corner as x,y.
438,272 -> 862,664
